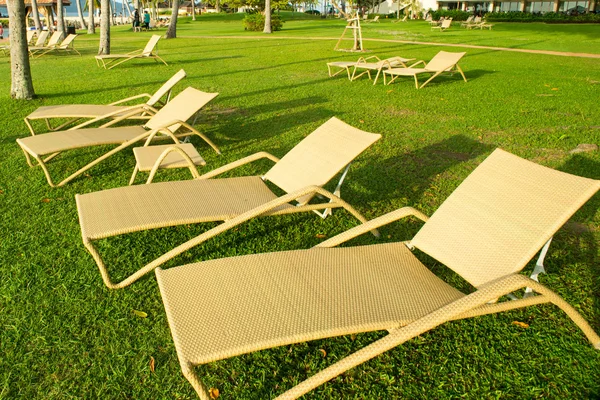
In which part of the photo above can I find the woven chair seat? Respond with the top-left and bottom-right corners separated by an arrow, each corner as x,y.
156,242 -> 465,364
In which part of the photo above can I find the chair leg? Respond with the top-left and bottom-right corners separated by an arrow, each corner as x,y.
181,362 -> 212,400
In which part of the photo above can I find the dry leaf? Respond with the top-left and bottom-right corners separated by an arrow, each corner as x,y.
386,90 -> 394,94
149,356 -> 155,373
319,348 -> 327,357
0,189 -> 3,194
41,198 -> 51,203
209,388 -> 220,399
544,84 -> 550,87
133,310 -> 148,318
512,321 -> 529,329
551,88 -> 559,91
315,234 -> 327,239
359,119 -> 364,124
350,334 -> 357,341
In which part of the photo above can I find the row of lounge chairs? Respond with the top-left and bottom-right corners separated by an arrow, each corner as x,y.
328,50 -> 467,88
15,66 -> 600,399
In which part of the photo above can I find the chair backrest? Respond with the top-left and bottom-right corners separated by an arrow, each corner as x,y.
440,19 -> 452,29
46,31 -> 63,47
410,149 -> 600,288
145,87 -> 218,132
263,117 -> 381,205
34,30 -> 49,46
26,30 -> 36,44
146,69 -> 187,107
425,51 -> 466,72
59,34 -> 76,49
474,16 -> 482,23
142,34 -> 162,56
465,16 -> 474,23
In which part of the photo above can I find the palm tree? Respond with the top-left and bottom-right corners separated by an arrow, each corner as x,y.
165,0 -> 179,38
98,0 -> 110,53
56,0 -> 67,36
7,0 -> 35,99
263,0 -> 271,33
75,0 -> 88,29
30,0 -> 43,31
87,0 -> 95,33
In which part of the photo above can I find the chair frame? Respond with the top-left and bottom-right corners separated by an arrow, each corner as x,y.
383,54 -> 467,89
95,34 -> 167,70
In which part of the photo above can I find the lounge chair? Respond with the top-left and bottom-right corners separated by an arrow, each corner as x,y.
33,33 -> 80,58
155,148 -> 600,399
366,15 -> 380,23
16,87 -> 219,187
351,55 -> 416,85
75,117 -> 381,289
465,16 -> 482,28
383,51 -> 467,89
95,34 -> 167,69
24,69 -> 187,135
32,30 -> 49,47
461,15 -> 474,27
28,31 -> 63,56
431,18 -> 452,31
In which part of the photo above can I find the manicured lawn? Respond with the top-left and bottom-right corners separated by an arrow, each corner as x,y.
0,16 -> 599,399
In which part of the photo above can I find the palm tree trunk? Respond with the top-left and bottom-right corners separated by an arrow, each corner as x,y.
263,0 -> 271,33
98,0 -> 110,54
76,0 -> 88,29
215,0 -> 220,13
56,0 -> 66,37
165,0 -> 179,38
88,0 -> 96,33
191,0 -> 196,20
30,0 -> 43,31
7,0 -> 36,99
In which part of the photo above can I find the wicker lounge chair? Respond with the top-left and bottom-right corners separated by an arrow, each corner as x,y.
431,18 -> 452,31
32,30 -> 49,47
95,34 -> 167,69
17,87 -> 219,187
33,34 -> 80,58
351,56 -> 416,85
366,15 -> 380,23
28,31 -> 62,56
383,51 -> 467,89
155,148 -> 600,399
24,69 -> 187,135
75,117 -> 381,289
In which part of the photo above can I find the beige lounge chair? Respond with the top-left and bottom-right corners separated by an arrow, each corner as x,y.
366,15 -> 380,23
465,16 -> 482,28
351,55 -> 416,85
461,15 -> 474,27
24,69 -> 187,135
431,18 -> 452,31
33,33 -> 80,58
75,117 -> 381,289
16,87 -> 219,187
383,51 -> 467,89
28,31 -> 63,56
32,30 -> 49,47
95,34 -> 167,69
155,148 -> 600,399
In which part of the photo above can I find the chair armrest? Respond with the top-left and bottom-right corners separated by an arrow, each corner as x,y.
109,93 -> 152,106
68,104 -> 155,130
198,152 -> 280,180
316,207 -> 428,248
142,120 -> 221,154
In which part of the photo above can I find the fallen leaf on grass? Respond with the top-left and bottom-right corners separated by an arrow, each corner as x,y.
512,321 -> 529,329
0,189 -> 3,194
209,388 -> 220,399
315,234 -> 327,239
536,94 -> 554,97
133,310 -> 148,318
551,88 -> 559,91
319,348 -> 327,357
41,198 -> 51,203
359,120 -> 365,124
149,356 -> 155,373
386,90 -> 394,94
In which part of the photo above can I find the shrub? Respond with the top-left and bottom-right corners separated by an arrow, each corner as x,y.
242,13 -> 283,31
430,9 -> 471,21
484,11 -> 600,23
304,10 -> 320,15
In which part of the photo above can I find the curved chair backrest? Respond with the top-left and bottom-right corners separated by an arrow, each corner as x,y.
142,34 -> 162,56
425,51 -> 466,72
411,148 -> 600,287
147,69 -> 187,107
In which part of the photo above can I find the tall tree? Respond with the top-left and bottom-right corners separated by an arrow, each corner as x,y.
191,0 -> 196,20
76,0 -> 88,29
165,0 -> 179,38
87,0 -> 96,33
7,0 -> 35,99
98,0 -> 110,53
56,0 -> 67,37
263,0 -> 271,33
30,0 -> 43,31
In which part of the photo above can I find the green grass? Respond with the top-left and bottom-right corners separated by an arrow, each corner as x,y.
0,18 -> 599,399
